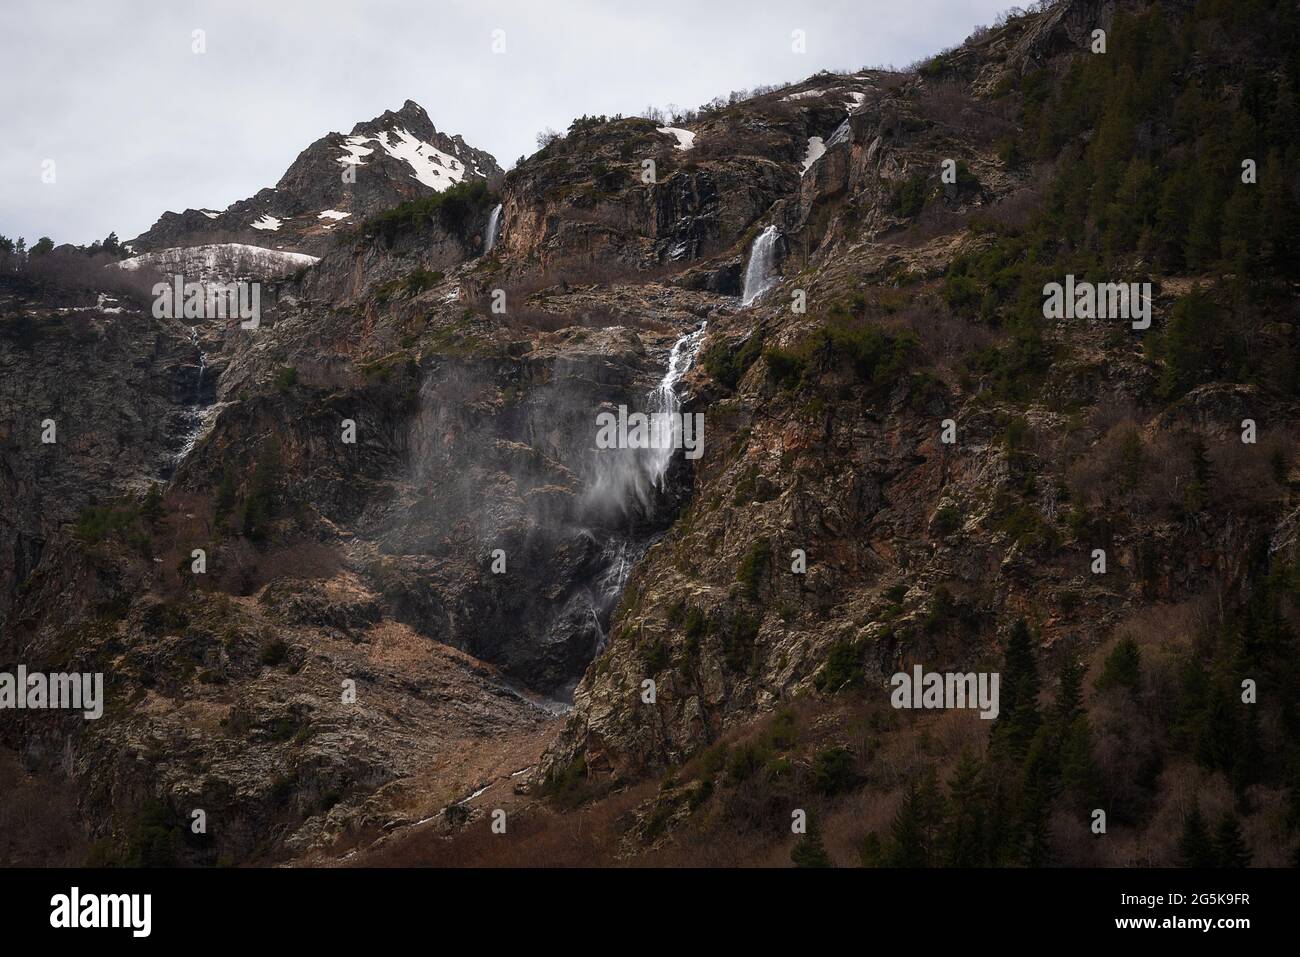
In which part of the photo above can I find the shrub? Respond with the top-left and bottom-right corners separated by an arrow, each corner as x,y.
763,345 -> 807,390
642,638 -> 671,675
812,746 -> 857,795
933,503 -> 961,535
273,366 -> 298,393
815,638 -> 864,692
892,171 -> 929,218
73,502 -> 141,546
702,331 -> 764,391
259,638 -> 289,666
1095,637 -> 1142,694
736,538 -> 770,601
723,611 -> 760,672
362,181 -> 495,246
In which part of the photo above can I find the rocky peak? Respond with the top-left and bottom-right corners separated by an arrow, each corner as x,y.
129,100 -> 502,256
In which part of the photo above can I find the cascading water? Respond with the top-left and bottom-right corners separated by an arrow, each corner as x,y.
483,203 -> 503,254
741,224 -> 780,305
645,321 -> 708,490
170,325 -> 216,470
188,326 -> 206,405
585,322 -> 709,518
588,534 -> 643,655
572,321 -> 709,666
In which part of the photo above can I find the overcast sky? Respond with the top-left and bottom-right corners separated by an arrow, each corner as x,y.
1,0 -> 1013,246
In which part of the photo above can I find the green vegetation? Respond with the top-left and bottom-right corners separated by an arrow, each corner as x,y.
933,503 -> 961,536
258,638 -> 289,666
764,302 -> 916,397
812,746 -> 857,795
273,365 -> 298,393
74,501 -> 142,547
362,181 -> 495,246
1094,636 -> 1142,695
736,537 -> 770,602
376,267 -> 445,301
701,330 -> 764,391
982,0 -> 1300,398
815,637 -> 865,692
891,171 -> 929,218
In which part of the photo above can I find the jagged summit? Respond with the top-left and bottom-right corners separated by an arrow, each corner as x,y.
128,100 -> 501,255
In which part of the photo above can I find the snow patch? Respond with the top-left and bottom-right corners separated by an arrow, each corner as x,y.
116,243 -> 318,283
250,215 -> 282,231
200,210 -> 220,220
318,209 -> 351,220
800,136 -> 826,175
337,135 -> 374,167
338,126 -> 471,191
782,88 -> 833,101
657,127 -> 696,151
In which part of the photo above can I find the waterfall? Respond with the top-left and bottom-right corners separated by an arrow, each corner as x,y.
584,321 -> 708,518
483,203 -> 503,254
741,225 -> 780,306
189,326 -> 207,405
645,322 -> 708,490
171,325 -> 216,470
589,535 -> 641,654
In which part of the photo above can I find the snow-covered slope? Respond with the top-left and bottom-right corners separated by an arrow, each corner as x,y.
116,243 -> 319,283
339,126 -> 483,190
128,100 -> 501,256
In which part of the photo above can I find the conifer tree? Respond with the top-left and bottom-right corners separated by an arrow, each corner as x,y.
943,751 -> 987,867
1214,813 -> 1252,868
1056,656 -> 1084,727
791,816 -> 832,868
886,773 -> 945,867
1095,636 -> 1142,695
1178,805 -> 1217,867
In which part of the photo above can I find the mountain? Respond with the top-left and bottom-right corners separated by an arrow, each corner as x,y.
2,0 -> 1299,869
127,100 -> 502,255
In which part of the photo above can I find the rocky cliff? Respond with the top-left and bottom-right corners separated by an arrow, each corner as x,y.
3,0 -> 1299,868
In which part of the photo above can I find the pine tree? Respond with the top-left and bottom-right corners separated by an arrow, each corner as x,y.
1058,715 -> 1100,806
791,815 -> 832,868
886,774 -> 944,867
993,619 -> 1042,760
1213,813 -> 1252,868
943,751 -> 987,867
1000,619 -> 1040,724
1159,289 -> 1216,397
1260,150 -> 1299,278
1219,184 -> 1260,276
1196,675 -> 1242,773
1178,805 -> 1217,867
1095,636 -> 1142,695
1057,656 -> 1084,727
